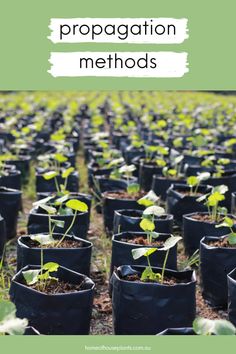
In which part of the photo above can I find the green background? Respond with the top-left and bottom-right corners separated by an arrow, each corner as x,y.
0,0 -> 236,90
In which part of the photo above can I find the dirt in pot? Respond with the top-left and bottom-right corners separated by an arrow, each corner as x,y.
25,279 -> 87,294
22,238 -> 84,249
207,238 -> 236,248
120,235 -> 165,247
123,273 -> 190,285
177,190 -> 203,197
190,213 -> 227,223
104,190 -> 146,200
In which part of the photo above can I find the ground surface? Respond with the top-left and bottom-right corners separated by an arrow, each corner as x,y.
1,153 -> 227,335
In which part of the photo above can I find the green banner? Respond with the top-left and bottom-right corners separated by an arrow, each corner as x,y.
0,0 -> 235,90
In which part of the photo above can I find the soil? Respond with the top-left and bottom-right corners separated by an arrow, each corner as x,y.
190,213 -> 225,223
23,238 -> 83,249
177,190 -> 203,197
208,238 -> 236,248
123,273 -> 190,285
120,236 -> 165,247
28,279 -> 86,294
104,190 -> 146,200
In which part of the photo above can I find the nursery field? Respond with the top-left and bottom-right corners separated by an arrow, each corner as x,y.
1,91 -> 236,335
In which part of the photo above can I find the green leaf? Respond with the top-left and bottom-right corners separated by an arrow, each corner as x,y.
54,194 -> 70,205
137,190 -> 159,207
62,167 -> 75,179
22,269 -> 41,285
51,219 -> 65,228
39,204 -> 57,215
30,234 -> 55,245
193,317 -> 236,335
143,205 -> 165,216
43,171 -> 58,180
228,233 -> 236,245
162,236 -> 182,251
0,300 -> 15,323
131,247 -> 157,260
127,183 -> 140,194
207,192 -> 225,206
187,176 -> 198,187
140,218 -> 155,232
216,217 -> 234,229
33,196 -> 54,207
43,262 -> 59,272
66,199 -> 88,212
54,153 -> 68,163
140,267 -> 161,282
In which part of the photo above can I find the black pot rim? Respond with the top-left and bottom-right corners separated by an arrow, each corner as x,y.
114,209 -> 173,220
12,265 -> 95,296
183,212 -> 236,224
18,233 -> 93,250
200,234 -> 236,250
113,265 -> 196,287
112,231 -> 173,248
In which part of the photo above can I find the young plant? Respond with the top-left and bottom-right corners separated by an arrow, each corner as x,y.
215,216 -> 236,245
197,185 -> 228,222
162,155 -> 184,179
0,300 -> 28,335
43,162 -> 75,195
22,262 -> 59,293
139,205 -> 165,244
187,172 -> 210,196
29,197 -> 88,248
131,235 -> 182,284
193,317 -> 236,335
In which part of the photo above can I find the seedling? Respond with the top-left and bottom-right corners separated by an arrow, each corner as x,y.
0,300 -> 28,335
29,197 -> 88,248
186,172 -> 210,196
137,190 -> 159,207
139,205 -> 165,244
22,262 -> 59,293
215,216 -> 236,245
162,155 -> 184,179
197,185 -> 228,223
193,317 -> 236,335
131,235 -> 182,284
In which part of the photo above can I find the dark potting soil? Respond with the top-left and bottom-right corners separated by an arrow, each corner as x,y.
208,238 -> 236,248
27,279 -> 86,294
123,273 -> 189,285
23,238 -> 83,249
120,236 -> 164,247
104,190 -> 146,200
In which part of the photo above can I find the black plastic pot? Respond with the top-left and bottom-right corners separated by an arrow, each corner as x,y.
113,209 -> 173,234
102,191 -> 144,235
0,168 -> 21,190
0,215 -> 6,259
152,175 -> 185,201
231,192 -> 236,214
166,184 -> 212,224
7,155 -> 31,183
110,232 -> 177,277
17,233 -> 93,275
183,212 -> 236,255
36,171 -> 79,193
27,206 -> 89,240
157,327 -> 194,335
10,265 -> 95,335
139,161 -> 163,192
111,265 -> 196,335
93,176 -> 128,213
228,268 -> 236,326
0,187 -> 22,239
200,235 -> 236,308
87,162 -> 113,188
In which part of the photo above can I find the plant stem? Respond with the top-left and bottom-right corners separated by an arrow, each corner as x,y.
55,210 -> 77,247
161,249 -> 170,284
